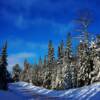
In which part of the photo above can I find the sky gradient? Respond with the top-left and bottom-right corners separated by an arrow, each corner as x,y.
0,0 -> 100,71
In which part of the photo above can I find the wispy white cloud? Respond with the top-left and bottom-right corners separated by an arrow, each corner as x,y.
0,0 -> 87,28
10,52 -> 36,58
14,17 -> 75,34
9,38 -> 48,51
8,52 -> 36,71
7,39 -> 48,71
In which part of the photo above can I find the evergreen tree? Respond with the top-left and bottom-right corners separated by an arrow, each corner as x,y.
32,63 -> 39,85
77,41 -> 85,86
96,35 -> 100,48
42,55 -> 47,81
39,56 -> 43,68
96,35 -> 100,57
58,40 -> 64,63
62,33 -> 73,89
76,10 -> 94,86
37,56 -> 44,86
20,59 -> 31,83
89,38 -> 100,83
43,40 -> 55,89
44,55 -> 47,67
12,64 -> 21,82
96,35 -> 100,59
77,40 -> 92,86
64,33 -> 72,62
70,58 -> 78,88
55,40 -> 64,89
48,40 -> 55,64
0,42 -> 8,90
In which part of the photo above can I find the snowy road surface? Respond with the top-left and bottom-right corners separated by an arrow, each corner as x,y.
0,90 -> 24,100
0,82 -> 100,100
0,89 -> 68,100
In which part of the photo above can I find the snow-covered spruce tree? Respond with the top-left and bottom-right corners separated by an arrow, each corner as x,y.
32,63 -> 39,85
12,64 -> 21,82
77,40 -> 85,86
58,40 -> 64,61
70,57 -> 78,88
62,32 -> 73,89
42,56 -> 47,85
76,10 -> 94,87
77,38 -> 92,86
48,41 -> 57,89
42,55 -> 50,87
78,24 -> 93,87
20,59 -> 32,83
96,35 -> 100,59
54,40 -> 64,90
35,56 -> 44,86
43,40 -> 53,89
43,40 -> 55,89
89,37 -> 100,83
32,57 -> 43,86
44,55 -> 47,67
48,40 -> 55,64
51,60 -> 57,89
96,35 -> 100,48
0,42 -> 9,90
77,39 -> 96,86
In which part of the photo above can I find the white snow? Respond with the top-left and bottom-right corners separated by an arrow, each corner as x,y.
96,48 -> 100,52
0,90 -> 25,100
0,82 -> 100,100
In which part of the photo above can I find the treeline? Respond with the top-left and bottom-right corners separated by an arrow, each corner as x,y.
0,33 -> 100,90
12,33 -> 100,90
0,12 -> 100,90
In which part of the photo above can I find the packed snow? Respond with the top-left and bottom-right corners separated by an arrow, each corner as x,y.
0,91 -> 24,100
0,82 -> 100,100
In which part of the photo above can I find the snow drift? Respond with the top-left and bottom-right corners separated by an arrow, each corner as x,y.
7,82 -> 100,100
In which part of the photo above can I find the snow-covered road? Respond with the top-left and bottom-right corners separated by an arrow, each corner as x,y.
0,90 -> 24,100
0,82 -> 100,100
9,83 -> 69,100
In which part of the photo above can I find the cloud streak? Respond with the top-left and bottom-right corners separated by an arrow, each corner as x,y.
0,0 -> 95,24
8,52 -> 36,71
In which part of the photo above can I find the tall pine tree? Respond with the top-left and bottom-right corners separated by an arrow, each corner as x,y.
62,33 -> 73,89
76,10 -> 93,86
43,40 -> 55,89
0,42 -> 8,90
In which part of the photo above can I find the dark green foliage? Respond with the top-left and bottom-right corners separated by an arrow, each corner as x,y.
97,35 -> 100,47
0,42 -> 9,90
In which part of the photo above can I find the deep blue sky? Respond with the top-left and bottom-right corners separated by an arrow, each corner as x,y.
0,0 -> 100,70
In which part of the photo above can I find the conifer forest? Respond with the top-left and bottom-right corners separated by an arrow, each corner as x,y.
0,12 -> 100,91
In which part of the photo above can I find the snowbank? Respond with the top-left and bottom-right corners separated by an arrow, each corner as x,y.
8,82 -> 100,100
0,90 -> 25,100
